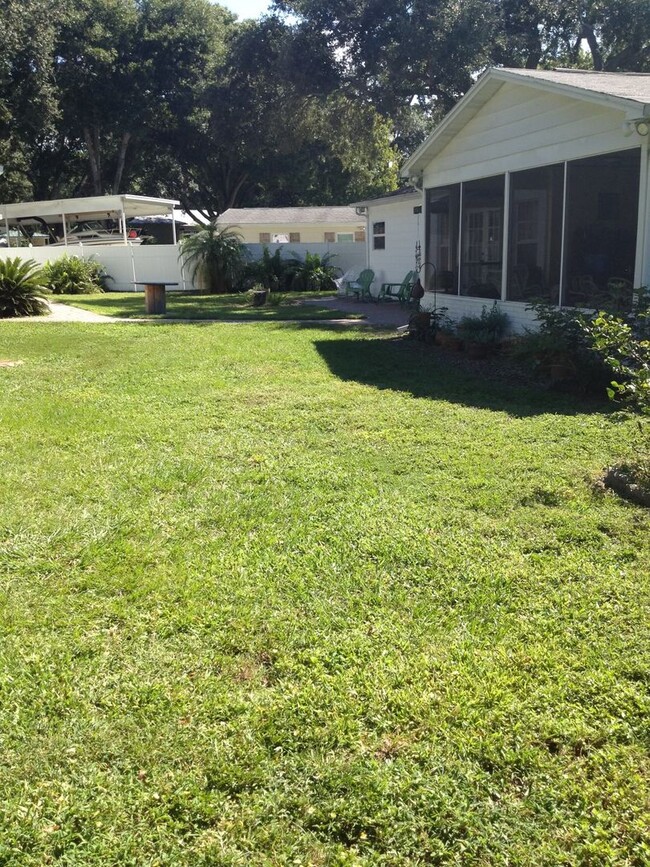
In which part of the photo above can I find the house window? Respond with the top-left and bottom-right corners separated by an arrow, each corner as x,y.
563,148 -> 640,309
289,232 -> 300,243
507,164 -> 564,303
324,232 -> 335,242
337,232 -> 354,243
259,233 -> 271,243
272,233 -> 289,243
460,175 -> 505,298
373,222 -> 386,250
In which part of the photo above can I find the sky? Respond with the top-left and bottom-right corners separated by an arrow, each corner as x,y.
219,0 -> 272,20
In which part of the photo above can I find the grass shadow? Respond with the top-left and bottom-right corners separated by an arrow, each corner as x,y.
314,334 -> 612,418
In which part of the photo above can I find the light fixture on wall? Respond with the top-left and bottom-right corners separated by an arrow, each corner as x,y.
627,118 -> 650,137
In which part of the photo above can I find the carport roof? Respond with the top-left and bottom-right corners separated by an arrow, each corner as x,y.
0,194 -> 180,224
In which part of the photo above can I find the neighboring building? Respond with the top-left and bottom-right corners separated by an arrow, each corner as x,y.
217,207 -> 366,245
351,188 -> 422,295
396,67 -> 650,330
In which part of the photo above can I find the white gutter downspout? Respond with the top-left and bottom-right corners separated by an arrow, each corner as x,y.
558,162 -> 569,307
61,214 -> 68,247
4,217 -> 10,248
171,207 -> 178,245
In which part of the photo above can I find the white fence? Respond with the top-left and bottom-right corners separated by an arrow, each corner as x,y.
0,240 -> 367,292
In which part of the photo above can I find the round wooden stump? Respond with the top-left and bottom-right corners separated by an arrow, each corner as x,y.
144,283 -> 166,314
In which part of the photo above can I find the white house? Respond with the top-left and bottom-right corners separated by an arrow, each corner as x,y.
351,188 -> 422,295
388,67 -> 650,330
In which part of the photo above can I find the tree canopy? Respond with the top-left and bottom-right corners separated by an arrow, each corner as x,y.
0,0 -> 647,212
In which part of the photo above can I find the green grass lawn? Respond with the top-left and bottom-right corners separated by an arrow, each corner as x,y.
57,291 -> 362,321
1,321 -> 649,865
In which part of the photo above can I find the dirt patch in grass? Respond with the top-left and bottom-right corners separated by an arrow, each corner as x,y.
604,465 -> 650,507
0,359 -> 24,367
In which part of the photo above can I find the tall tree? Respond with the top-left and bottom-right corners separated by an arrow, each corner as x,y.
0,0 -> 61,200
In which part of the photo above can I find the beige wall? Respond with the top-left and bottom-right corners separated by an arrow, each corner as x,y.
218,221 -> 365,245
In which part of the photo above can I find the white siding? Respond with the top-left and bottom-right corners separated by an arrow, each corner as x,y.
366,198 -> 422,295
423,83 -> 635,189
419,292 -> 539,334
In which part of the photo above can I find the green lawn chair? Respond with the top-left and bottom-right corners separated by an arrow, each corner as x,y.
378,270 -> 417,304
346,269 -> 375,302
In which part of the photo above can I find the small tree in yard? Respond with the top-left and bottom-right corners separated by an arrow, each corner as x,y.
584,294 -> 650,499
180,224 -> 247,294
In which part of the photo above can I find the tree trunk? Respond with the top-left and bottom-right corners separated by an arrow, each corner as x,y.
581,23 -> 604,71
83,126 -> 103,195
112,131 -> 132,194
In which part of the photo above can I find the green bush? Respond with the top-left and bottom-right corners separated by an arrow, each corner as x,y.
583,296 -> 650,494
43,254 -> 109,294
286,251 -> 340,292
457,303 -> 510,346
0,257 -> 50,318
514,302 -> 609,391
242,246 -> 293,292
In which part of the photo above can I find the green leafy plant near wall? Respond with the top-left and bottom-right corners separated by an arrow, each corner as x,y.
43,254 -> 110,294
0,257 -> 50,318
583,290 -> 650,501
286,251 -> 340,292
180,224 -> 247,294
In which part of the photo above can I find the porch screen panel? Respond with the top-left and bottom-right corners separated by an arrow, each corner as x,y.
426,185 -> 460,292
507,164 -> 564,303
460,175 -> 504,298
564,148 -> 640,310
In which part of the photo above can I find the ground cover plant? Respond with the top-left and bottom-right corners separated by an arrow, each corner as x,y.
0,321 -> 649,865
56,291 -> 361,321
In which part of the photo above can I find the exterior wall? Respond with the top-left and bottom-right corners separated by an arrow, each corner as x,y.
0,240 -> 366,291
419,292 -> 540,334
217,221 -> 365,244
422,83 -> 635,188
365,198 -> 422,296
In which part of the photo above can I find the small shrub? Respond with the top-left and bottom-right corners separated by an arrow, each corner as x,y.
583,304 -> 650,498
43,254 -> 109,294
242,247 -> 293,292
0,257 -> 50,318
457,303 -> 510,347
514,302 -> 609,391
286,251 -> 340,293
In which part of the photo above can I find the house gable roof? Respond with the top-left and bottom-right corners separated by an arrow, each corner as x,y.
218,206 -> 362,225
402,67 -> 650,178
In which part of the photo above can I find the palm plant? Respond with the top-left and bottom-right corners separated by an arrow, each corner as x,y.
286,251 -> 340,292
0,257 -> 50,318
179,224 -> 247,294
